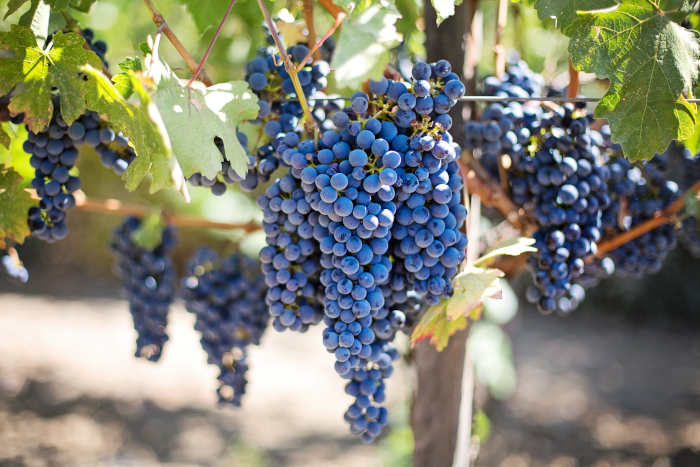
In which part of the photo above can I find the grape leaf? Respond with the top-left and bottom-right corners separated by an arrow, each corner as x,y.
330,1 -> 401,89
0,125 -> 9,149
0,26 -> 101,133
430,0 -> 464,25
176,0 -> 230,33
410,301 -> 468,351
81,65 -> 189,200
445,266 -> 504,321
472,237 -> 537,267
565,0 -> 700,161
131,210 -> 165,251
684,120 -> 700,154
113,58 -> 143,99
152,67 -> 259,180
69,0 -> 97,13
533,0 -> 617,31
0,165 -> 36,248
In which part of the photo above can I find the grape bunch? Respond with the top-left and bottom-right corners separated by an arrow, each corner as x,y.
181,248 -> 270,406
25,99 -> 84,243
519,103 -> 611,314
110,217 -> 178,362
259,59 -> 468,441
602,154 -> 680,278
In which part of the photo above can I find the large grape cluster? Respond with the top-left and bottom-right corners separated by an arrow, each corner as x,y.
181,248 -> 270,406
259,60 -> 468,441
110,217 -> 178,362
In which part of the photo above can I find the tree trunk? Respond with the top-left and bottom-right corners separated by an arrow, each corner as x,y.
411,3 -> 479,467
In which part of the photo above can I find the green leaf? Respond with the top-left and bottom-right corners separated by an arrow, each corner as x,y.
176,0 -> 231,33
684,189 -> 700,219
533,0 -> 617,31
410,300 -> 468,351
5,0 -> 30,20
0,125 -> 9,149
330,1 -> 401,89
152,67 -> 259,180
445,266 -> 504,321
0,26 -> 102,132
0,164 -> 36,248
566,0 -> 700,161
69,0 -> 97,12
430,0 -> 464,25
684,120 -> 700,154
139,42 -> 152,56
472,237 -> 537,267
130,210 -> 166,251
81,65 -> 189,199
113,58 -> 143,99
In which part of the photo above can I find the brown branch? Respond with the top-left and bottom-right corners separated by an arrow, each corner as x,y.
27,190 -> 260,232
299,10 -> 346,66
567,58 -> 580,98
317,0 -> 346,20
494,0 -> 508,77
141,0 -> 214,87
595,179 -> 700,257
458,155 -> 525,230
301,0 -> 322,62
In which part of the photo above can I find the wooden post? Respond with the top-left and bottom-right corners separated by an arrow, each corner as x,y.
412,3 -> 478,467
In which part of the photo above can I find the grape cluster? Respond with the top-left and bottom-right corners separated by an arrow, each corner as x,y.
110,217 -> 177,362
259,60 -> 468,441
80,28 -> 109,67
25,100 -> 84,243
181,248 -> 269,406
602,154 -> 680,278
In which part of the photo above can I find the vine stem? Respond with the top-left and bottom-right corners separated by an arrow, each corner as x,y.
27,190 -> 260,232
568,58 -> 580,98
186,0 -> 237,87
60,10 -> 112,79
254,0 -> 317,132
301,0 -> 322,61
595,179 -> 700,257
141,0 -> 214,87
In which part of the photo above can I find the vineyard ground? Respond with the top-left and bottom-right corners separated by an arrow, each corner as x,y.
0,270 -> 699,466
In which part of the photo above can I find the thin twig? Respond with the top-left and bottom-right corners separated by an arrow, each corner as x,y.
61,10 -> 112,79
186,0 -> 237,87
27,190 -> 260,232
255,0 -> 290,66
301,0 -> 322,61
317,0 -> 346,19
299,11 -> 346,66
595,179 -> 700,257
141,0 -> 214,86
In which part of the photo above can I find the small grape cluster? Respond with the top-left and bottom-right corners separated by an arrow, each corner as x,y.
25,100 -> 84,243
110,217 -> 178,362
181,248 -> 270,406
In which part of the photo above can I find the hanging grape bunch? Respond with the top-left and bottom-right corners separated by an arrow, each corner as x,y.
181,248 -> 270,406
110,217 -> 178,362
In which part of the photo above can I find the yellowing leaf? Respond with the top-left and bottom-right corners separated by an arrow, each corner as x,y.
410,301 -> 468,352
153,66 -> 259,179
0,165 -> 36,248
0,26 -> 101,132
82,66 -> 188,200
445,266 -> 504,321
472,237 -> 537,267
0,125 -> 9,149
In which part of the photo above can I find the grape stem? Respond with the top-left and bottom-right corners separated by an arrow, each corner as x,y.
186,0 -> 237,88
60,10 -> 112,79
567,58 -> 580,98
141,0 -> 214,87
254,0 -> 317,132
27,190 -> 261,232
594,178 -> 700,257
298,10 -> 346,67
317,0 -> 346,19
